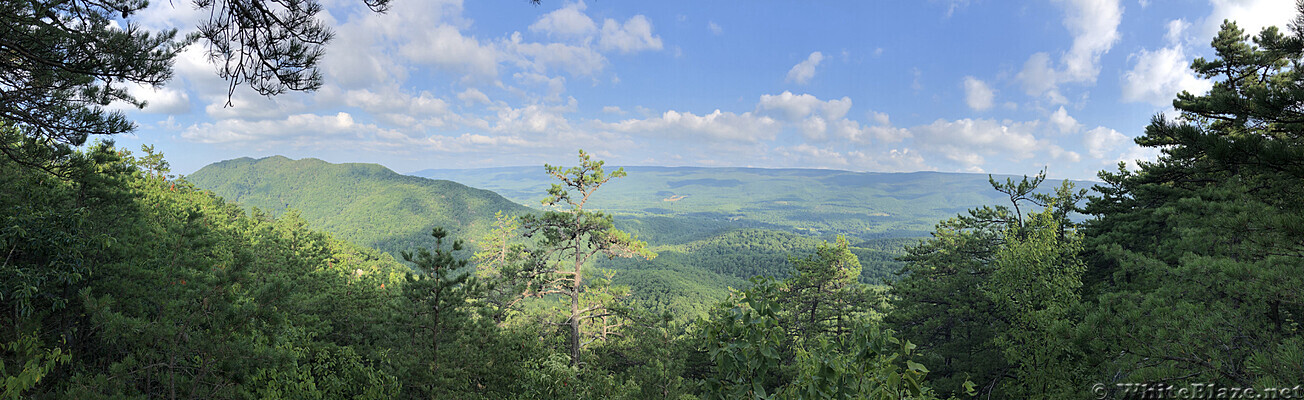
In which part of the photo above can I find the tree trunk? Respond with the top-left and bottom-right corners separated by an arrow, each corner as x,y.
569,242 -> 583,367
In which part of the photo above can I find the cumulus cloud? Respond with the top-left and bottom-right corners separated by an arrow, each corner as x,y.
1121,19 -> 1213,107
1017,0 -> 1123,101
116,83 -> 191,115
529,1 -> 598,39
1016,53 -> 1066,103
458,88 -> 492,105
1202,0 -> 1294,40
756,91 -> 851,121
1083,126 -> 1129,159
401,25 -> 499,77
786,52 -> 824,84
601,109 -> 780,143
1049,106 -> 1083,134
910,118 -> 1044,167
1121,46 -> 1212,107
708,21 -> 723,35
962,76 -> 995,111
505,35 -> 607,77
1165,18 -> 1191,44
182,112 -> 381,146
1058,0 -> 1123,83
598,15 -> 664,53
753,91 -> 907,144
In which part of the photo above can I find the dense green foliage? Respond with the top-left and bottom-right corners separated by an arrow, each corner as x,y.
883,15 -> 1304,399
189,157 -> 913,321
1,138 -> 963,398
6,6 -> 1304,399
1076,18 -> 1304,391
188,156 -> 532,257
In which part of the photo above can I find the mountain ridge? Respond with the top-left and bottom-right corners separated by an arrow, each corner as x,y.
187,155 -> 532,257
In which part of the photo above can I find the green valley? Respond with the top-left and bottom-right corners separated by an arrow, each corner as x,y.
413,166 -> 1073,240
5,1 -> 1302,397
185,156 -> 925,319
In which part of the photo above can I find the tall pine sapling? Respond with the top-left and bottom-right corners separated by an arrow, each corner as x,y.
402,226 -> 475,369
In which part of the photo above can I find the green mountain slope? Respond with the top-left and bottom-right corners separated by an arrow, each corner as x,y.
187,156 -> 532,256
412,166 -> 1075,240
187,157 -> 1046,320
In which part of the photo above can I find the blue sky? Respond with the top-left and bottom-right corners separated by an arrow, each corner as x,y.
112,0 -> 1295,179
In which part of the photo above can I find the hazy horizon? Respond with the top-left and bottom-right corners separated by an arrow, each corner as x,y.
106,0 -> 1291,179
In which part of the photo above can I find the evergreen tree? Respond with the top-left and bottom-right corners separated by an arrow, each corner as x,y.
517,150 -> 655,367
885,172 -> 1086,397
0,0 -> 394,168
1081,13 -> 1304,390
783,236 -> 873,342
401,226 -> 475,371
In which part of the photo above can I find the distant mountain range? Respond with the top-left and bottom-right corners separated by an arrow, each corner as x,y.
189,156 -> 1085,318
412,165 -> 1077,240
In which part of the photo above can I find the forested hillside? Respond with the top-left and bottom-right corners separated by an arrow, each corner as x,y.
4,0 -> 1303,398
413,166 -> 1073,240
187,157 -> 916,319
1,140 -> 962,398
187,156 -> 532,256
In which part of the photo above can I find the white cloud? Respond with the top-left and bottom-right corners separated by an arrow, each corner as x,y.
868,111 -> 891,126
491,103 -> 576,135
1016,53 -> 1067,103
598,15 -> 664,54
1048,144 -> 1083,163
1165,18 -> 1191,45
182,112 -> 380,146
786,51 -> 824,84
1121,19 -> 1213,108
203,89 -> 308,122
458,88 -> 492,105
400,25 -> 499,77
1121,46 -> 1212,107
962,76 -> 995,111
602,106 -> 626,114
775,145 -> 931,172
1049,106 -> 1083,134
601,109 -> 780,143
1017,0 -> 1123,101
341,87 -> 453,128
1116,143 -> 1162,170
1058,0 -> 1123,83
1203,0 -> 1295,40
708,21 -> 723,35
937,0 -> 973,17
753,91 -> 907,144
1083,126 -> 1129,158
756,91 -> 851,121
910,118 -> 1044,167
118,83 -> 191,115
511,72 -> 568,102
505,34 -> 607,77
529,1 -> 598,40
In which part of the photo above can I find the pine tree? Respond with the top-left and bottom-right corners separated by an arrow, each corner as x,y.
1081,12 -> 1304,389
517,150 -> 655,367
0,0 -> 394,168
783,236 -> 872,342
401,226 -> 475,370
